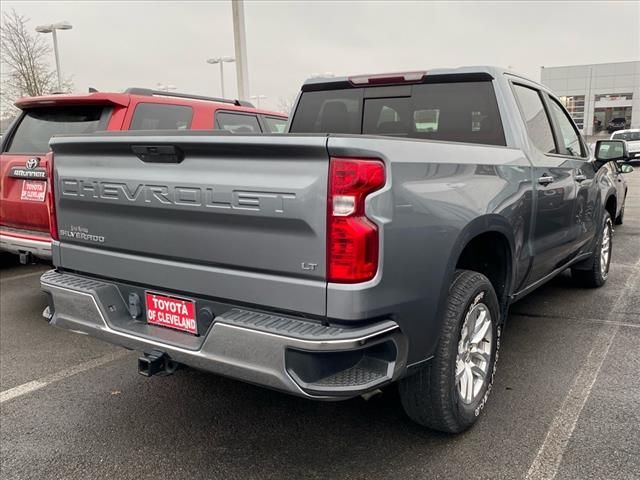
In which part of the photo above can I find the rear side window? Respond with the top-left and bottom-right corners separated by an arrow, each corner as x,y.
216,112 -> 262,133
262,116 -> 287,133
512,84 -> 556,154
290,81 -> 505,146
130,103 -> 192,130
6,106 -> 108,153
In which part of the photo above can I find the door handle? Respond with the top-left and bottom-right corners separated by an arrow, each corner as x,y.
575,173 -> 587,183
538,175 -> 554,186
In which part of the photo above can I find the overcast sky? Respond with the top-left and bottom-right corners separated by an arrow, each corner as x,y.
2,1 -> 639,112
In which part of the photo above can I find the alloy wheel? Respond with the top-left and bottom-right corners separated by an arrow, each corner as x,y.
600,219 -> 612,278
455,302 -> 493,404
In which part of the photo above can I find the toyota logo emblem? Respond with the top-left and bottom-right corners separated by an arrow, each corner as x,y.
26,158 -> 40,169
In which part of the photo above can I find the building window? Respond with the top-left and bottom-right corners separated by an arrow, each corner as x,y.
594,93 -> 633,102
558,95 -> 585,130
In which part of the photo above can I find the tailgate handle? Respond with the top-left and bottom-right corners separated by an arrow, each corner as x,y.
132,145 -> 184,163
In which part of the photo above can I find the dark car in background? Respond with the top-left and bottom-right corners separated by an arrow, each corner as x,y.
607,117 -> 628,133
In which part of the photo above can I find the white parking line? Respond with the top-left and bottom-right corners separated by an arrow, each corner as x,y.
0,350 -> 129,404
525,260 -> 640,480
525,323 -> 618,480
0,270 -> 45,283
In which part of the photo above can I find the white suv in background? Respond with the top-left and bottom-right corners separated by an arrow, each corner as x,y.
611,129 -> 640,161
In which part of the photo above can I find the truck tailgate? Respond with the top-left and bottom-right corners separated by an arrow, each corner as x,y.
50,132 -> 329,316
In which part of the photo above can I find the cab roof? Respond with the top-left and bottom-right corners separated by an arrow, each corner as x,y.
302,65 -> 544,92
14,89 -> 287,118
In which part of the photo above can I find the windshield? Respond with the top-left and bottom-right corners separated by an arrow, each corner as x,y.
6,106 -> 109,154
612,131 -> 640,141
290,80 -> 506,146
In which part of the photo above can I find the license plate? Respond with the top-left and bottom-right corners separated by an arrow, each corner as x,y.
20,180 -> 47,202
145,291 -> 197,335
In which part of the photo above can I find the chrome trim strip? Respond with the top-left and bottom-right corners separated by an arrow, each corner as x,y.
0,234 -> 52,258
41,281 -> 399,349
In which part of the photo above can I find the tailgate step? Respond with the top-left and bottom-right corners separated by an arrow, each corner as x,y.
313,358 -> 388,387
40,270 -> 399,343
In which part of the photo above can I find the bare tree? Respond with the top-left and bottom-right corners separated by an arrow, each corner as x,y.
277,95 -> 297,116
0,9 -> 64,117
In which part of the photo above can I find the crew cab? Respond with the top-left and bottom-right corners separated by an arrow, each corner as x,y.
0,88 -> 287,263
40,67 -> 633,432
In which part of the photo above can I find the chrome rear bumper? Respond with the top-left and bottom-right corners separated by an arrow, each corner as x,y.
0,230 -> 52,260
41,270 -> 408,399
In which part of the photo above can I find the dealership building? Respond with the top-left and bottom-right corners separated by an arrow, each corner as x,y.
540,61 -> 640,136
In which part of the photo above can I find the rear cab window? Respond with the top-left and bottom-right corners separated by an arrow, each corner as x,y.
215,111 -> 262,133
130,103 -> 193,130
5,106 -> 110,153
289,78 -> 506,146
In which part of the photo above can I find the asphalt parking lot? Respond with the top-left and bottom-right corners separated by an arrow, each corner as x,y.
1,169 -> 639,480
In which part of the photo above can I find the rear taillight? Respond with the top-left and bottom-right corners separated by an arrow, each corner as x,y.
328,157 -> 385,283
45,153 -> 58,241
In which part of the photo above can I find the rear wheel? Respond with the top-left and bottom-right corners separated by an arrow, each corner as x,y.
571,211 -> 612,288
399,270 -> 500,433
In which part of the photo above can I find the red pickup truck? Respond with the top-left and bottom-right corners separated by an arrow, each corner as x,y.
0,88 -> 287,263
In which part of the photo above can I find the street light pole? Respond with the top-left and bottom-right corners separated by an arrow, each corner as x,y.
206,57 -> 235,98
35,21 -> 72,91
51,29 -> 62,89
232,0 -> 250,100
220,61 -> 226,98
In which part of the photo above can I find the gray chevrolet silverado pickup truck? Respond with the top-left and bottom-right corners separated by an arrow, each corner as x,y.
41,67 -> 633,433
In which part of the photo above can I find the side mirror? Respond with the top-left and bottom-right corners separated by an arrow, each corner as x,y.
620,164 -> 634,174
595,139 -> 629,162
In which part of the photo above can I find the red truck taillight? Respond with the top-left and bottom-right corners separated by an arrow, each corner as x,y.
45,153 -> 58,241
328,157 -> 385,283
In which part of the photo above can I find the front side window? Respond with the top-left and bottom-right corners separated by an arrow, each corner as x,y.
130,103 -> 192,130
7,106 -> 107,153
512,84 -> 556,154
548,97 -> 585,158
558,95 -> 585,130
216,112 -> 262,133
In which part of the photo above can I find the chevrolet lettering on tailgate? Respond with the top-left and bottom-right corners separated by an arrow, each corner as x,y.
60,178 -> 296,214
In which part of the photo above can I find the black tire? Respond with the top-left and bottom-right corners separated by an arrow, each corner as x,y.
571,211 -> 612,288
614,199 -> 625,225
399,270 -> 501,433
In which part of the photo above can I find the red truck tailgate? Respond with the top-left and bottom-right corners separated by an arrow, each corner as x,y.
0,153 -> 50,232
